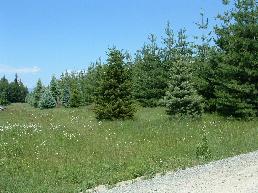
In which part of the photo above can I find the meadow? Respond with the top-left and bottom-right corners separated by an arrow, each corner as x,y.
0,103 -> 258,193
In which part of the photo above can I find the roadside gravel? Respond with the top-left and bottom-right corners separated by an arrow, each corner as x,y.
88,150 -> 258,193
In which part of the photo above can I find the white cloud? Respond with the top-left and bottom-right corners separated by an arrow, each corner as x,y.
0,64 -> 40,74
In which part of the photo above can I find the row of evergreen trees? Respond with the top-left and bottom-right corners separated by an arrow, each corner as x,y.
0,74 -> 28,105
27,0 -> 257,119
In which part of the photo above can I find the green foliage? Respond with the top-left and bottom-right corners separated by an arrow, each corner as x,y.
23,1 -> 257,119
0,76 -> 10,105
69,83 -> 82,108
95,48 -> 135,120
25,92 -> 34,106
163,27 -> 203,118
50,75 -> 61,104
32,79 -> 44,108
0,92 -> 9,106
38,88 -> 56,109
61,86 -> 70,108
175,29 -> 193,58
0,74 -> 28,105
196,129 -> 212,160
164,59 -> 203,118
80,60 -> 103,105
193,13 -> 217,112
133,34 -> 168,107
214,0 -> 258,119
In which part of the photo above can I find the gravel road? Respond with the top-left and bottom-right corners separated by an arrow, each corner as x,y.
88,150 -> 258,193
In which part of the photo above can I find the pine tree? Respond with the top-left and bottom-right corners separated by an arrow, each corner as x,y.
38,88 -> 56,109
33,79 -> 44,108
164,59 -> 203,118
193,12 -> 217,112
80,59 -> 103,105
162,22 -> 177,63
95,48 -> 135,120
69,83 -> 81,108
133,34 -> 168,107
215,0 -> 258,118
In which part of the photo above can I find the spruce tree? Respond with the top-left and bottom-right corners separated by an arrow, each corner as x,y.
164,29 -> 203,118
38,88 -> 56,109
33,79 -> 44,108
95,48 -> 134,120
25,92 -> 34,106
50,75 -> 61,103
164,59 -> 203,118
61,86 -> 70,107
215,0 -> 258,118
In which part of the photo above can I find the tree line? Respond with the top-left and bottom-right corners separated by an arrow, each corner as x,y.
0,74 -> 28,105
26,0 -> 257,119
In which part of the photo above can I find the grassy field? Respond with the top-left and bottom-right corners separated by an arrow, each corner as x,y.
0,103 -> 258,192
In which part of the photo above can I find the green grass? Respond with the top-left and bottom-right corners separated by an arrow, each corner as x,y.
0,103 -> 258,193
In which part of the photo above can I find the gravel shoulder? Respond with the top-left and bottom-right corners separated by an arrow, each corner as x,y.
88,150 -> 258,193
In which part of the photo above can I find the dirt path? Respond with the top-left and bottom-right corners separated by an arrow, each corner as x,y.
88,150 -> 258,193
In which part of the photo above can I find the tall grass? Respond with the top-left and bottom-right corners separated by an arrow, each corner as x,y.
0,103 -> 257,192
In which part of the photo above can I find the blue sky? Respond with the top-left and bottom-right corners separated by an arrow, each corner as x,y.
0,0 -> 227,88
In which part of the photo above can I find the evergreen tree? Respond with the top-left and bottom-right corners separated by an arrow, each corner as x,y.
38,88 -> 56,109
164,59 -> 203,118
175,28 -> 193,59
25,92 -> 34,106
50,75 -> 61,104
80,59 -> 103,105
69,83 -> 81,108
133,34 -> 168,107
163,28 -> 202,118
193,12 -> 217,112
0,76 -> 9,105
162,22 -> 177,63
95,48 -> 135,120
0,92 -> 8,106
33,79 -> 44,108
17,80 -> 29,102
215,0 -> 258,118
61,86 -> 70,107
7,74 -> 28,103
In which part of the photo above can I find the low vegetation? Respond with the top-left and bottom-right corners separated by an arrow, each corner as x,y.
0,104 -> 257,192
